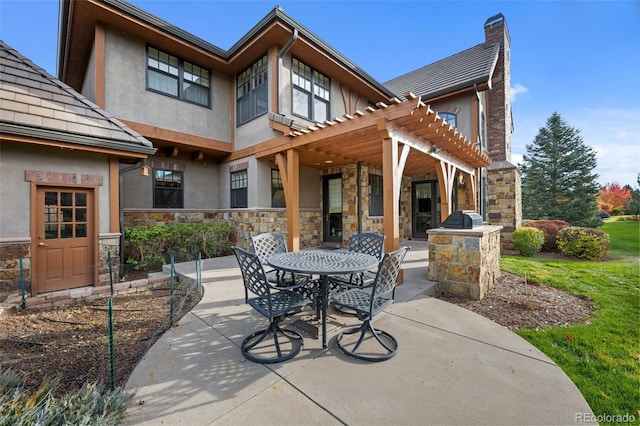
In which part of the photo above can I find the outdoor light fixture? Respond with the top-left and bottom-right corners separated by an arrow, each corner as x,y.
431,145 -> 441,154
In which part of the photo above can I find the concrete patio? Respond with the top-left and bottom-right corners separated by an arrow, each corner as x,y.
123,241 -> 595,425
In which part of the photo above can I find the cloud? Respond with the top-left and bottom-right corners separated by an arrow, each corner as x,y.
511,83 -> 529,102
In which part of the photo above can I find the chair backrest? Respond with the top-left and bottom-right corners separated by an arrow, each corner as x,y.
232,246 -> 271,299
372,246 -> 410,299
251,233 -> 288,265
348,233 -> 385,260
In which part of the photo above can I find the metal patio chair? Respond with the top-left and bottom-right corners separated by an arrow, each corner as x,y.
329,232 -> 385,314
330,246 -> 410,362
232,246 -> 312,364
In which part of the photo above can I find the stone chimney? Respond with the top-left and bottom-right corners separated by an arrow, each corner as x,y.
484,13 -> 512,162
483,13 -> 522,250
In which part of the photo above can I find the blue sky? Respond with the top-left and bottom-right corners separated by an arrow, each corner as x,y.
1,0 -> 639,187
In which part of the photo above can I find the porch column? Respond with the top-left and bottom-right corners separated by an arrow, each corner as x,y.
380,120 -> 409,254
276,150 -> 300,251
436,160 -> 457,222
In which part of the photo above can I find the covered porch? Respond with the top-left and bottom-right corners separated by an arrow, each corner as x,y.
255,94 -> 491,254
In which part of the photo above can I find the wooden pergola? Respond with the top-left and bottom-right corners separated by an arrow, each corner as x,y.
255,93 -> 491,255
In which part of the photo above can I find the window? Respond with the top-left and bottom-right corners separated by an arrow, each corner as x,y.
237,55 -> 268,125
147,46 -> 210,107
369,174 -> 383,216
292,58 -> 330,122
231,170 -> 248,208
271,169 -> 285,208
154,169 -> 183,208
439,112 -> 457,128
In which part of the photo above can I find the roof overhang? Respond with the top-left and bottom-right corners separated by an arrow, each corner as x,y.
59,0 -> 394,102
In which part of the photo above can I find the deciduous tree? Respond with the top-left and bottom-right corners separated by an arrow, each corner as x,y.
521,112 -> 601,227
598,183 -> 631,213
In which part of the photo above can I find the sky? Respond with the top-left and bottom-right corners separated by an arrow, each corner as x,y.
1,0 -> 639,187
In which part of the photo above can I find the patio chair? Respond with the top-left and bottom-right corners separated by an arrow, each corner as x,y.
330,246 -> 410,362
329,232 -> 385,314
232,246 -> 312,364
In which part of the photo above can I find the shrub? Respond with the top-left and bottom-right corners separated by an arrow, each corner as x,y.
556,226 -> 610,260
513,226 -> 544,257
0,368 -> 132,425
525,219 -> 571,252
597,210 -> 610,219
125,221 -> 232,270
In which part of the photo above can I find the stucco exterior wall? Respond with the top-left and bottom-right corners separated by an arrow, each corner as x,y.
122,156 -> 221,209
430,96 -> 473,141
0,143 -> 111,237
103,27 -> 231,142
81,43 -> 96,102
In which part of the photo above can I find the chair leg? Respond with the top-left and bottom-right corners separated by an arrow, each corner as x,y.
241,321 -> 304,364
335,319 -> 398,362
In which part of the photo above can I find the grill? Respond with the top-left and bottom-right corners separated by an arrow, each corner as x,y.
441,210 -> 483,229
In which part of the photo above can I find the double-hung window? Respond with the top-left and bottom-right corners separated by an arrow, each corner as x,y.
230,170 -> 248,208
153,169 -> 184,208
292,58 -> 330,123
369,174 -> 383,216
147,46 -> 210,107
271,169 -> 285,208
237,55 -> 268,125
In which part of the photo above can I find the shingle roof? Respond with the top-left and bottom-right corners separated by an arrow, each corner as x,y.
0,40 -> 155,154
383,43 -> 500,101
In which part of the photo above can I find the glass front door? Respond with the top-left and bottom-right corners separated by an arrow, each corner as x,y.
412,181 -> 439,238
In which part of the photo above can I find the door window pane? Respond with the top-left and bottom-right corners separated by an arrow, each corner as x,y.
61,192 -> 73,206
76,224 -> 87,238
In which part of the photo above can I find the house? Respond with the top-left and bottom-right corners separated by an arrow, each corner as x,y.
1,0 -> 521,296
0,40 -> 156,295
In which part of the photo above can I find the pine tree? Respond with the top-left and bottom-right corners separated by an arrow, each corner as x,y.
521,112 -> 602,227
624,174 -> 640,219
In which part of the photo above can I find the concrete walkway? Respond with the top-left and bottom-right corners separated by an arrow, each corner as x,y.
123,241 -> 595,425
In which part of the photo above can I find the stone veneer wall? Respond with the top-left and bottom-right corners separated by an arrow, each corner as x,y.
0,239 -> 30,288
427,225 -> 502,300
486,164 -> 522,250
124,208 -> 322,251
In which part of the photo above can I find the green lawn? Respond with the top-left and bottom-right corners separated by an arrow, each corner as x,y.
501,220 -> 640,425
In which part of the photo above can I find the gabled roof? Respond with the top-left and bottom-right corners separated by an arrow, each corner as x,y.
58,0 -> 395,101
383,43 -> 500,101
0,40 -> 155,155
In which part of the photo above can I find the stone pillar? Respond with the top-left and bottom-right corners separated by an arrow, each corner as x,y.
486,163 -> 522,250
427,225 -> 502,300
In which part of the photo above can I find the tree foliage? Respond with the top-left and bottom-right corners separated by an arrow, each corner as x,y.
521,112 -> 602,227
597,182 -> 631,213
623,174 -> 640,218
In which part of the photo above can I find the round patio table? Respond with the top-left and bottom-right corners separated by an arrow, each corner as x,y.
268,250 -> 379,348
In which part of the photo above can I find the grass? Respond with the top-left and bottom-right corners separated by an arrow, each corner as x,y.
501,220 -> 639,425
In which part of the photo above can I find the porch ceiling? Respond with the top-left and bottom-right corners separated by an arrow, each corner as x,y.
258,94 -> 491,176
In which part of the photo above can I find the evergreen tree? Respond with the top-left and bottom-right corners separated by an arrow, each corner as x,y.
624,174 -> 640,219
521,112 -> 602,227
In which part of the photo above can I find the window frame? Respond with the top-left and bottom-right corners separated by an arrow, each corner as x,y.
230,170 -> 248,208
236,55 -> 268,125
291,58 -> 330,123
271,169 -> 286,208
146,46 -> 211,108
153,168 -> 184,209
368,173 -> 383,216
439,112 -> 457,128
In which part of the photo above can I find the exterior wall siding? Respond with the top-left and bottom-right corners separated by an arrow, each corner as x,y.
104,27 -> 231,142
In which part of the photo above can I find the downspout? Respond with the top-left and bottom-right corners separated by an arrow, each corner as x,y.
357,161 -> 363,234
277,28 -> 298,114
474,83 -> 486,220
